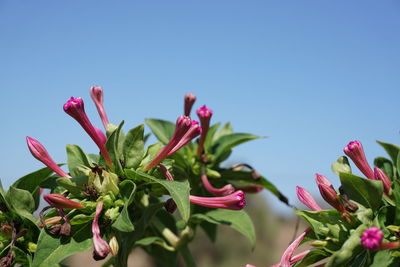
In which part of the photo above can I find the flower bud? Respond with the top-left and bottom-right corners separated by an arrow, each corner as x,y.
196,105 -> 213,157
26,137 -> 71,178
90,86 -> 109,130
361,227 -> 383,250
374,167 -> 392,194
88,169 -> 119,197
43,194 -> 84,209
165,198 -> 177,214
344,140 -> 374,179
184,93 -> 196,116
296,186 -> 322,211
167,120 -> 202,156
109,236 -> 119,256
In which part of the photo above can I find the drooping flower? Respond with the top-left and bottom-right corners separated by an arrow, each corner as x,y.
361,227 -> 383,250
144,116 -> 199,170
296,186 -> 322,211
201,166 -> 235,196
196,105 -> 213,157
26,137 -> 71,178
344,140 -> 374,179
43,194 -> 84,209
189,190 -> 245,210
184,93 -> 196,116
90,86 -> 109,130
374,167 -> 392,194
63,97 -> 112,167
92,201 -> 110,260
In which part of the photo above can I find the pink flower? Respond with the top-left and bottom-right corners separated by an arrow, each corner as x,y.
159,164 -> 174,181
374,167 -> 391,194
201,168 -> 235,196
94,126 -> 107,145
90,86 -> 109,130
344,141 -> 374,179
26,137 -> 71,178
296,186 -> 322,211
92,201 -> 110,260
189,190 -> 245,210
196,105 -> 213,157
44,194 -> 84,209
63,97 -> 112,167
361,227 -> 383,250
315,174 -> 345,213
144,116 -> 199,170
184,93 -> 197,116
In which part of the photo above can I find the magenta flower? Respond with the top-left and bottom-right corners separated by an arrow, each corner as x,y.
90,86 -> 109,130
273,228 -> 311,267
94,126 -> 107,145
44,194 -> 84,209
63,97 -> 112,167
296,186 -> 322,211
167,120 -> 202,156
361,227 -> 383,250
92,201 -> 110,260
201,170 -> 235,196
159,164 -> 175,181
315,174 -> 345,213
184,93 -> 197,116
344,140 -> 374,179
374,167 -> 391,194
315,173 -> 333,187
189,190 -> 245,210
26,137 -> 71,178
144,116 -> 199,170
196,105 -> 213,157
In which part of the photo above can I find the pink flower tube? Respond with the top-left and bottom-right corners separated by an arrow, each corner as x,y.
167,120 -> 202,156
296,186 -> 322,211
344,140 -> 374,179
374,167 -> 392,194
201,170 -> 235,196
63,97 -> 112,167
26,137 -> 71,178
189,190 -> 245,210
92,201 -> 110,260
44,194 -> 84,209
184,93 -> 196,116
196,105 -> 213,157
90,86 -> 109,130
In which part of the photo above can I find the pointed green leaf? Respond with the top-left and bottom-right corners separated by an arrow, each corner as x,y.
331,156 -> 352,175
106,121 -> 124,176
393,180 -> 400,224
138,142 -> 162,169
212,122 -> 233,143
145,119 -> 175,144
123,124 -> 145,169
376,140 -> 400,163
126,170 -> 190,221
339,173 -> 383,211
32,225 -> 93,267
204,123 -> 220,153
6,186 -> 36,223
112,180 -> 136,232
66,144 -> 92,177
56,176 -> 88,196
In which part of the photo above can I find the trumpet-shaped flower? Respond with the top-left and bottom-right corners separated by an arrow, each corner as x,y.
189,190 -> 245,210
26,137 -> 71,178
344,140 -> 374,179
90,86 -> 109,130
196,105 -> 213,156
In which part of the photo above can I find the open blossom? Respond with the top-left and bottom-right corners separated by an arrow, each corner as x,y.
92,201 -> 110,260
44,194 -> 84,209
144,116 -> 201,170
296,186 -> 322,211
196,105 -> 213,157
184,93 -> 196,116
26,137 -> 71,178
361,227 -> 383,250
344,140 -> 374,179
189,190 -> 245,210
63,97 -> 112,167
374,167 -> 391,194
90,86 -> 109,130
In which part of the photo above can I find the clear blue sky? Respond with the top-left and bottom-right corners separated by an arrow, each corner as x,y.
1,0 -> 399,214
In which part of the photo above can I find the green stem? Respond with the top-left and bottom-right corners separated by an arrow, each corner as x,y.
180,245 -> 197,267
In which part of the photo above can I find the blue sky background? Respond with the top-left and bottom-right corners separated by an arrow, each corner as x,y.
1,0 -> 399,215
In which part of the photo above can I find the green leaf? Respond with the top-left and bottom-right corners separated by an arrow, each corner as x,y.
112,180 -> 136,232
393,180 -> 400,224
374,157 -> 394,180
70,214 -> 94,225
126,170 -> 190,222
139,142 -> 162,169
123,124 -> 145,169
376,140 -> 400,164
32,225 -> 93,267
191,209 -> 256,248
56,176 -> 88,196
6,186 -> 36,223
135,237 -> 174,251
106,121 -> 124,176
339,173 -> 383,211
11,167 -> 55,210
370,250 -> 395,267
211,133 -> 260,164
204,123 -> 220,153
145,119 -> 175,145
397,153 -> 400,178
332,156 -> 352,175
326,223 -> 367,267
212,122 -> 233,143
66,144 -> 92,177
293,249 -> 330,267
